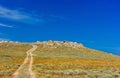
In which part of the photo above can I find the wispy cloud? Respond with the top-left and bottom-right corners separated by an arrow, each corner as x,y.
0,6 -> 43,24
0,23 -> 13,28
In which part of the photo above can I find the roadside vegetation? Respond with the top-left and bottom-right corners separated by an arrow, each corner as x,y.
0,42 -> 31,78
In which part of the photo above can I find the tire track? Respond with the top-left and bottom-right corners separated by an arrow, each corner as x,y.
12,44 -> 37,78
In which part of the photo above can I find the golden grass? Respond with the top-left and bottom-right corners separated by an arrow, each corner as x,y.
33,43 -> 120,78
1,42 -> 120,78
33,57 -> 120,78
0,43 -> 31,78
34,58 -> 120,69
35,44 -> 120,61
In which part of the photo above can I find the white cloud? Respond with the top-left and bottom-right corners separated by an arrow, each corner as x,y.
0,23 -> 13,28
0,6 -> 43,24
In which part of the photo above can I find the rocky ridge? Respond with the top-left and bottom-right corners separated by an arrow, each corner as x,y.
35,40 -> 84,49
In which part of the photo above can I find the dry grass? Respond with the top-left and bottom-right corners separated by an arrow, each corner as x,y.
33,43 -> 120,78
33,58 -> 120,78
35,44 -> 120,61
0,42 -> 31,78
1,42 -> 120,78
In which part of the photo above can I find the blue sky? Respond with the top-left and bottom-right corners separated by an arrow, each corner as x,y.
0,0 -> 120,55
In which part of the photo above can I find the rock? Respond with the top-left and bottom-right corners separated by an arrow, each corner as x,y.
34,40 -> 84,49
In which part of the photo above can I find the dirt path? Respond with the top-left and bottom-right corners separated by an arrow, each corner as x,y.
12,44 -> 37,78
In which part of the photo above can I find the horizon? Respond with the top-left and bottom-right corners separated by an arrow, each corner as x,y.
0,40 -> 119,56
0,0 -> 120,56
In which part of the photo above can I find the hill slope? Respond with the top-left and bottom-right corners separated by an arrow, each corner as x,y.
0,41 -> 120,78
35,40 -> 120,61
0,42 -> 31,78
33,41 -> 120,78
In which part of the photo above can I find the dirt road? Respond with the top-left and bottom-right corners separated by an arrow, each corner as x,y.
12,44 -> 37,78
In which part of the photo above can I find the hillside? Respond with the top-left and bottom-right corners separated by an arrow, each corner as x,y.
0,42 -> 31,78
0,41 -> 120,78
33,41 -> 120,78
34,40 -> 120,61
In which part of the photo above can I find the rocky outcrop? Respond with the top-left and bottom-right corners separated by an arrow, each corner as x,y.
35,40 -> 84,49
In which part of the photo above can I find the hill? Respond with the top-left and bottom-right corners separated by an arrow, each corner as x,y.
34,40 -> 120,61
0,42 -> 31,78
0,41 -> 120,78
33,40 -> 120,78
